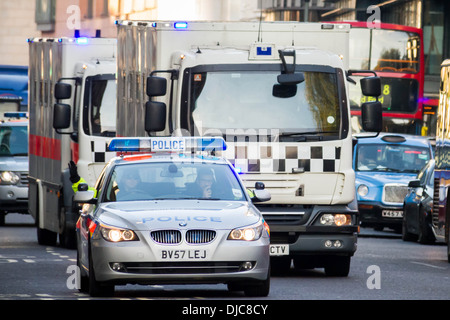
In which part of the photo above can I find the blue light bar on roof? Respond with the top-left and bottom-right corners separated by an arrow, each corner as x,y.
76,37 -> 89,45
108,137 -> 226,152
174,22 -> 188,29
4,112 -> 28,119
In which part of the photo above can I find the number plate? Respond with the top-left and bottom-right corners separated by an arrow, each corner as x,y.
269,244 -> 289,256
160,249 -> 207,260
382,210 -> 403,218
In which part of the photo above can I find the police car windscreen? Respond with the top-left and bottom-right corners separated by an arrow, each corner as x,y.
104,162 -> 246,202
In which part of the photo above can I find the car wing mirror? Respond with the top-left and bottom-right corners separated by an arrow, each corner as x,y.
250,182 -> 271,203
408,179 -> 421,188
73,189 -> 96,204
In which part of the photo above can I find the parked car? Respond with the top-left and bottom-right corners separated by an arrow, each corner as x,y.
353,133 -> 434,232
0,112 -> 28,225
402,159 -> 435,243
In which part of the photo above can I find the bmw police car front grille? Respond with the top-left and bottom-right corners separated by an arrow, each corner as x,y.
186,230 -> 216,244
150,229 -> 216,244
151,230 -> 182,244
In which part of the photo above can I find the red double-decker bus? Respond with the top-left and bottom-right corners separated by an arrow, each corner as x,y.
333,22 -> 426,135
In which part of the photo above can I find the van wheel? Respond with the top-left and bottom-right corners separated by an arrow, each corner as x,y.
36,213 -> 57,246
324,256 -> 351,277
59,207 -> 76,249
35,190 -> 57,246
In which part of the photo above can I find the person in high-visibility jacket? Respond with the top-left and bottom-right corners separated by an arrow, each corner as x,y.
68,161 -> 97,196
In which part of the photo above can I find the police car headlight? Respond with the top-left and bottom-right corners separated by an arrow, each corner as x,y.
228,219 -> 269,241
100,226 -> 138,242
357,184 -> 369,197
0,171 -> 20,185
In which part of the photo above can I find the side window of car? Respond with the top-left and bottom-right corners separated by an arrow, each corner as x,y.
94,164 -> 110,201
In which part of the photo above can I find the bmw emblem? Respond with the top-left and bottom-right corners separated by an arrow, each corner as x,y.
179,221 -> 187,227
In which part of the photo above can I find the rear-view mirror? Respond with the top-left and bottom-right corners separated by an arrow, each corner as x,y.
277,72 -> 305,85
273,84 -> 297,98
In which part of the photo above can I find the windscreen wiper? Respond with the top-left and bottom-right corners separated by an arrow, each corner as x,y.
279,131 -> 339,141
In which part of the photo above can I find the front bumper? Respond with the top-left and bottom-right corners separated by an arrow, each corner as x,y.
358,201 -> 403,228
0,185 -> 28,214
90,230 -> 270,284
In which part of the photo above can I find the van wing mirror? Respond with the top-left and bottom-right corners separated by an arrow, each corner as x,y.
146,76 -> 167,97
360,76 -> 381,97
361,101 -> 382,133
54,82 -> 72,100
145,101 -> 166,132
53,103 -> 71,130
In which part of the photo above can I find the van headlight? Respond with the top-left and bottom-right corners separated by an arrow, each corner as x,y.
317,213 -> 352,226
0,171 -> 20,185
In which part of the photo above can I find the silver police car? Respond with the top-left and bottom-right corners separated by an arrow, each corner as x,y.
75,137 -> 271,297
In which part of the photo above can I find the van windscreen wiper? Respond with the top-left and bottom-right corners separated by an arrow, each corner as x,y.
279,131 -> 339,141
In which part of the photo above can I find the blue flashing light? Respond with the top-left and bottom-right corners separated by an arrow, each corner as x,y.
108,137 -> 226,153
76,37 -> 89,45
108,138 -> 141,152
195,137 -> 227,151
4,112 -> 28,119
174,22 -> 188,29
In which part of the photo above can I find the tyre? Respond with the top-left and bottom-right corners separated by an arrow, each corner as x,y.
447,241 -> 450,263
244,267 -> 270,297
270,257 -> 291,276
324,256 -> 351,277
417,209 -> 435,244
76,249 -> 89,293
59,207 -> 77,249
88,247 -> 114,297
402,216 -> 417,242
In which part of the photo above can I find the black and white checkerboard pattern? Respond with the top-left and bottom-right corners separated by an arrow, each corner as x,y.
91,140 -> 117,163
224,143 -> 341,173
